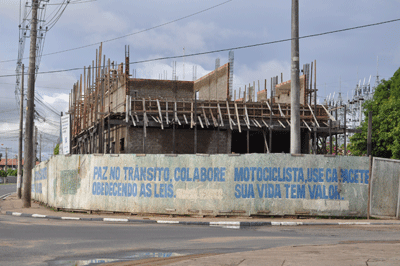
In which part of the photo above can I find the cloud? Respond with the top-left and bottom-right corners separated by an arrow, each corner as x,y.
127,20 -> 256,57
233,60 -> 291,99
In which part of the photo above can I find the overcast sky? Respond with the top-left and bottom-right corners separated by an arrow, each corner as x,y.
0,0 -> 399,160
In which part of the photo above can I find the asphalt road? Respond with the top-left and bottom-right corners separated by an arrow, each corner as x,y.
1,214 -> 400,266
0,184 -> 16,197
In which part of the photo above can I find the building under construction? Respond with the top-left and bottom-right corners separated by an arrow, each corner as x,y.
68,45 -> 344,155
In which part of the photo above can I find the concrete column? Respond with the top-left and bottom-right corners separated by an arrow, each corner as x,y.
290,0 -> 301,154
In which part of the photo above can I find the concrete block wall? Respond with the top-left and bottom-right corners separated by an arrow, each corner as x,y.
257,89 -> 268,102
274,75 -> 306,105
129,79 -> 194,101
126,127 -> 231,154
195,63 -> 229,101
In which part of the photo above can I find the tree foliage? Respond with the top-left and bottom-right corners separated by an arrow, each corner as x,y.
349,67 -> 400,159
54,143 -> 60,155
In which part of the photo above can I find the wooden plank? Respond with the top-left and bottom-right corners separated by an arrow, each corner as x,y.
262,119 -> 270,129
234,103 -> 241,133
308,104 -> 320,127
226,101 -> 233,130
198,116 -> 204,128
253,119 -> 262,128
151,115 -> 159,123
217,103 -> 224,127
278,103 -> 285,117
202,107 -> 210,127
130,114 -> 136,126
183,114 -> 188,125
209,108 -> 217,127
142,98 -> 147,138
165,101 -> 169,124
322,104 -> 336,121
286,119 -> 291,127
278,119 -> 286,128
265,101 -> 274,115
191,102 -> 194,128
157,99 -> 164,129
244,104 -> 250,129
303,120 -> 311,131
263,130 -> 270,153
174,102 -> 181,126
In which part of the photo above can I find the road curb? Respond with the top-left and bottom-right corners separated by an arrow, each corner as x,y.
4,211 -> 400,228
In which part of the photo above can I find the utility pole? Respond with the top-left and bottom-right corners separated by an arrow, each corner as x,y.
33,126 -> 38,166
39,133 -> 42,162
290,0 -> 301,154
17,64 -> 24,199
23,0 -> 39,208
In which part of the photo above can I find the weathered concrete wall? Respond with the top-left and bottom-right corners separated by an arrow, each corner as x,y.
32,154 -> 370,217
275,75 -> 306,105
126,127 -> 231,154
129,79 -> 194,101
195,63 -> 229,101
370,157 -> 400,218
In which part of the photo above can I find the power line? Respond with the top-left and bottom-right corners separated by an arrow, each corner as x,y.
1,16 -> 400,79
0,0 -> 233,64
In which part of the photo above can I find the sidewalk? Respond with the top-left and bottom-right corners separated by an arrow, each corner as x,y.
2,193 -> 400,227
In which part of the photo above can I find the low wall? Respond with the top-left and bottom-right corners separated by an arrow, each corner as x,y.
370,157 -> 400,218
32,154 -> 370,217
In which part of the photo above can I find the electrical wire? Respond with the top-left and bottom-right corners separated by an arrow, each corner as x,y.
1,17 -> 400,78
0,0 -> 233,64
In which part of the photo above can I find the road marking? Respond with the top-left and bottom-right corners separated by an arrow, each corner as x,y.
339,222 -> 371,225
61,217 -> 80,220
32,214 -> 47,218
210,221 -> 240,226
157,220 -> 179,224
103,218 -> 129,222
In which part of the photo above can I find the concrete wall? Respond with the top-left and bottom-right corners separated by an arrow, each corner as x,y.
32,154 -> 370,217
274,75 -> 306,105
129,79 -> 194,101
126,127 -> 231,154
370,157 -> 400,218
257,89 -> 268,102
194,63 -> 230,101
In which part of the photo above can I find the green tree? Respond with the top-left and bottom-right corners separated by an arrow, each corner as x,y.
54,143 -> 60,155
349,67 -> 400,159
0,170 -> 6,177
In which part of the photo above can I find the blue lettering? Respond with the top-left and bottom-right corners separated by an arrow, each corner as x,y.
235,184 -> 241,198
293,168 -> 298,182
298,168 -> 304,182
297,184 -> 305,198
257,184 -> 264,198
284,184 -> 290,198
200,168 -> 207,182
308,185 -> 316,199
286,167 -> 292,182
193,168 -> 200,181
326,168 -> 332,182
256,167 -> 263,182
167,184 -> 173,198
